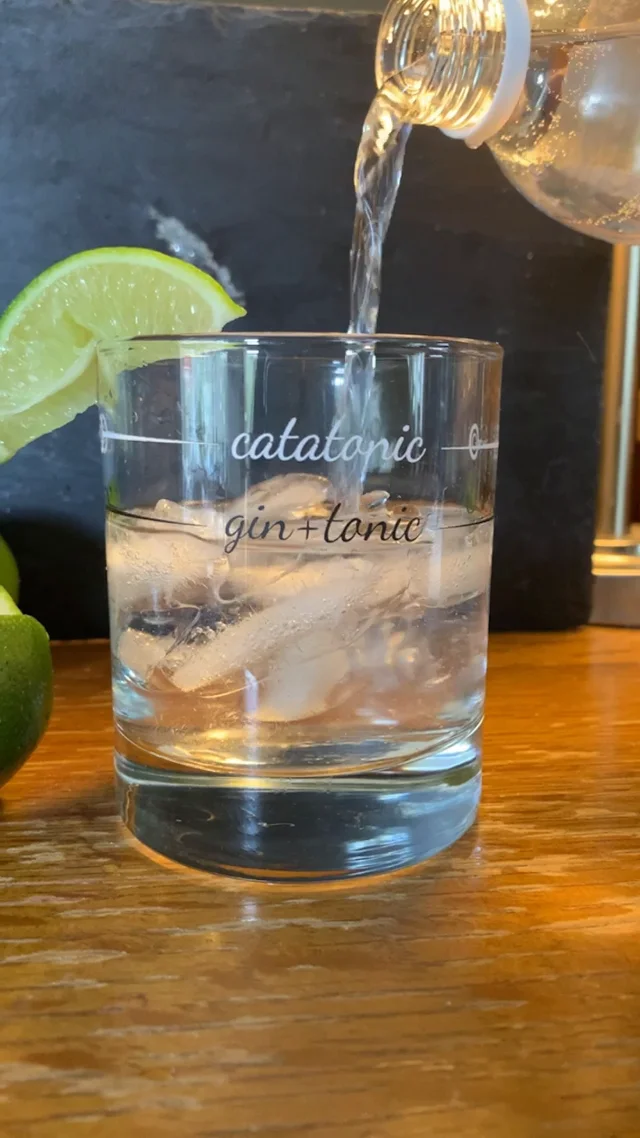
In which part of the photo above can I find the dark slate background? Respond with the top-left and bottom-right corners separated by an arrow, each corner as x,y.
0,0 -> 608,637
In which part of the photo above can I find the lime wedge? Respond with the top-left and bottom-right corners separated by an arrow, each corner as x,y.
0,586 -> 53,787
0,536 -> 19,603
0,247 -> 245,461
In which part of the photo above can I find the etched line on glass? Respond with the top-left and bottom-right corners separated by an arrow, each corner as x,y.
101,431 -> 216,446
442,424 -> 499,460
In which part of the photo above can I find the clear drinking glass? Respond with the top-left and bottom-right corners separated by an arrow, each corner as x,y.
98,333 -> 502,881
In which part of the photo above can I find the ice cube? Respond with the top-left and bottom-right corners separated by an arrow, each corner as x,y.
169,557 -> 376,692
117,628 -> 175,682
408,523 -> 492,607
107,518 -> 228,612
287,552 -> 412,609
224,539 -> 302,602
155,498 -> 227,540
360,490 -> 390,511
154,499 -> 200,524
253,630 -> 351,723
241,557 -> 350,604
227,549 -> 377,607
243,473 -> 332,518
216,474 -> 332,535
351,617 -> 438,687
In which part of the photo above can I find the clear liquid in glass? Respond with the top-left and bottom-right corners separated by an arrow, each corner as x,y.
109,490 -> 492,779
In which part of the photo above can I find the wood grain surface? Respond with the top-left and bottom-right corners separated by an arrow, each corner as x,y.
1,630 -> 639,1138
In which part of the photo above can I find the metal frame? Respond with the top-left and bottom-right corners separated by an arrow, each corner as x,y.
591,245 -> 640,628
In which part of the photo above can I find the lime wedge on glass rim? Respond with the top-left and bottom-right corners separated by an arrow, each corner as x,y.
0,247 -> 245,461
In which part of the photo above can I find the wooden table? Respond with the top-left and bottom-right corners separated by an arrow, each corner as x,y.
1,630 -> 639,1137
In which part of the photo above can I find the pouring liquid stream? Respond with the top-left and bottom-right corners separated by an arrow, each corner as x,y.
348,12 -> 640,335
334,92 -> 411,510
337,13 -> 640,508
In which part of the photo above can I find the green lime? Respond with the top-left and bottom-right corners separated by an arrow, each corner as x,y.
0,535 -> 19,602
0,586 -> 53,787
0,247 -> 245,461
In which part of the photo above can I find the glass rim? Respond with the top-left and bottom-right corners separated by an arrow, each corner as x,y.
97,330 -> 503,360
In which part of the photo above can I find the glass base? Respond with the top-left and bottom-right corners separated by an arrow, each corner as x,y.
115,726 -> 482,882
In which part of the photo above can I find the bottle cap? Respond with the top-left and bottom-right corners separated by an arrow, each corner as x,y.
441,0 -> 531,148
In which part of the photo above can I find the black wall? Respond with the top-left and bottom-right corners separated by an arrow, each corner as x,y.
0,0 -> 609,637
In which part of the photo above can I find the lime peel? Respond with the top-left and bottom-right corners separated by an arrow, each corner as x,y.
0,588 -> 53,787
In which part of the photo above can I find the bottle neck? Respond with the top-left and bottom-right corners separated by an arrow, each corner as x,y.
375,0 -> 509,138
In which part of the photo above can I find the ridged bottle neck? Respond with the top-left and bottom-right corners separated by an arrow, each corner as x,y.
375,0 -> 507,135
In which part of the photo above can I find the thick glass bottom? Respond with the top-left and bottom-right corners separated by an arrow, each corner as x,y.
115,725 -> 482,881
